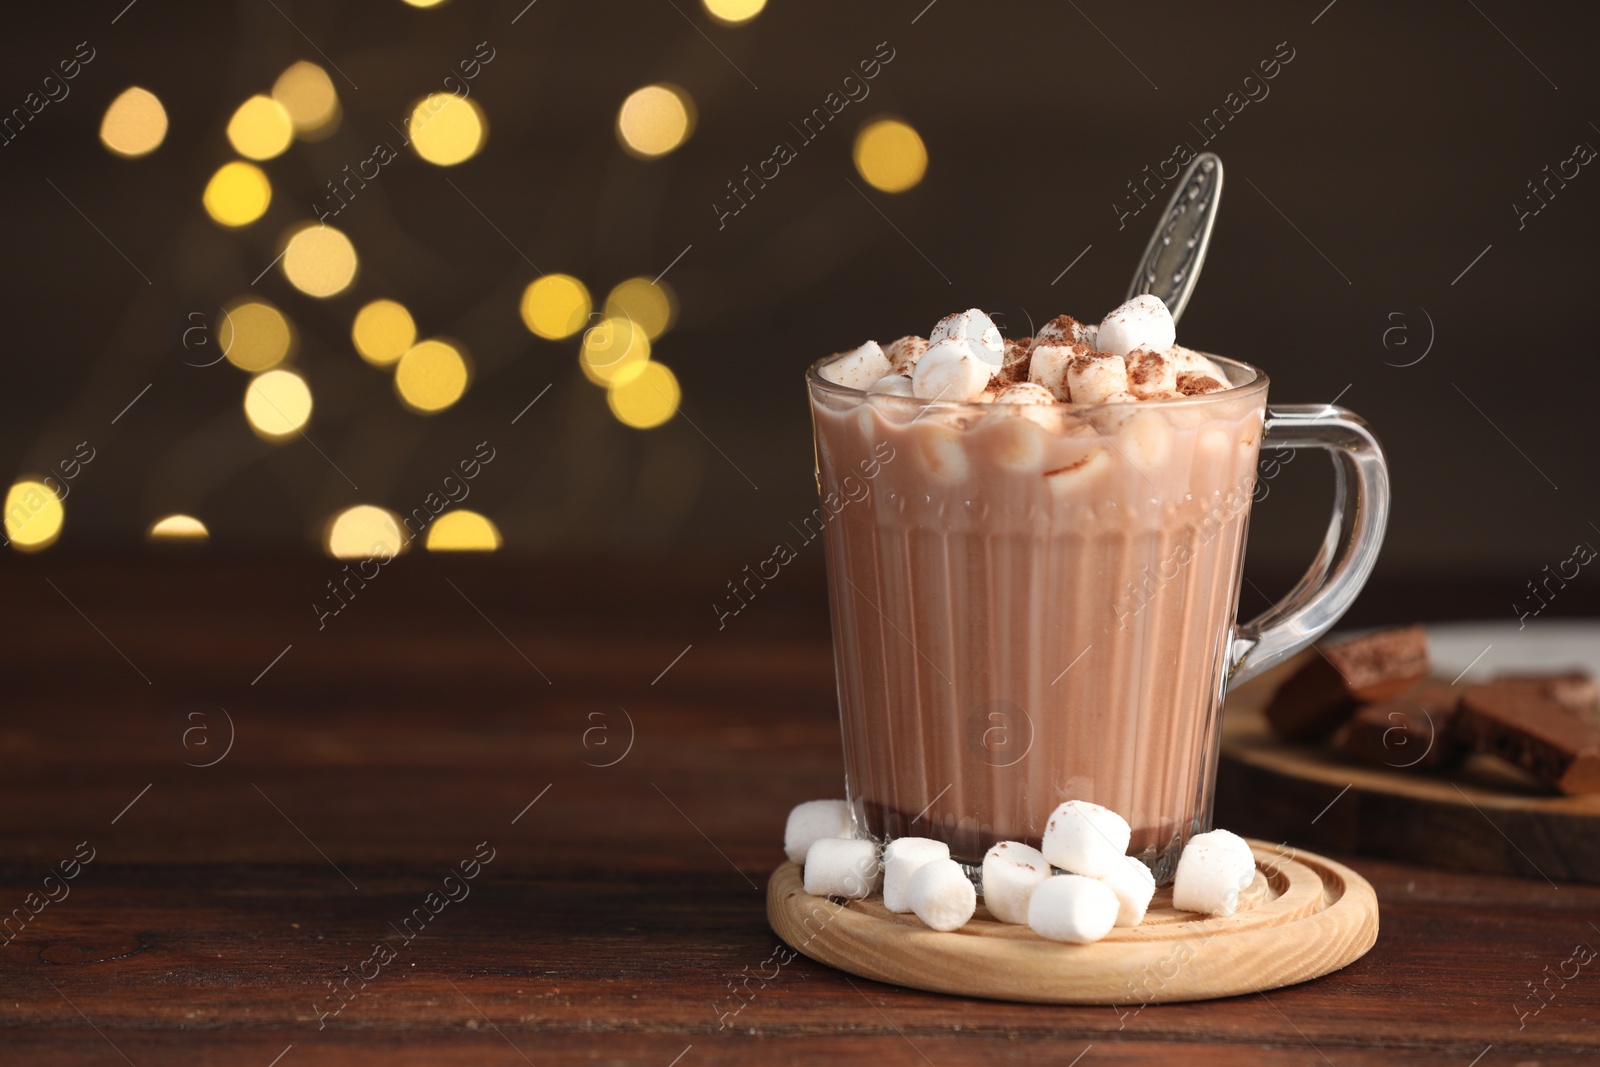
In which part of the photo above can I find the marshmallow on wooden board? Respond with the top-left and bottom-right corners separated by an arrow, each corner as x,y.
912,339 -> 991,401
1065,352 -> 1130,405
980,841 -> 1052,924
1097,294 -> 1176,357
1171,831 -> 1258,917
882,837 -> 950,913
818,341 -> 891,390
1027,874 -> 1120,944
784,799 -> 853,864
803,837 -> 880,899
1041,800 -> 1132,878
1098,854 -> 1157,927
884,335 -> 929,377
929,308 -> 1005,366
867,373 -> 915,397
907,857 -> 978,932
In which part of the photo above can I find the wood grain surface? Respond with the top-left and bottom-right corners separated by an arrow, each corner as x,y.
1,557 -> 1597,1065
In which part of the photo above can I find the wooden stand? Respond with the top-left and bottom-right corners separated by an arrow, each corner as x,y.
767,840 -> 1377,1004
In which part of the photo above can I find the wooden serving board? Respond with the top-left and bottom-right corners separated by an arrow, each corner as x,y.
767,841 -> 1377,1004
1218,648 -> 1600,884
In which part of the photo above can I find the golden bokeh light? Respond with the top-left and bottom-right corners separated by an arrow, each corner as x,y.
604,277 -> 676,340
616,84 -> 694,158
282,224 -> 358,297
147,514 -> 209,543
203,161 -> 272,227
272,61 -> 340,139
703,0 -> 766,23
219,300 -> 295,372
226,94 -> 295,161
426,510 -> 501,552
395,339 -> 470,413
352,299 -> 417,367
99,86 -> 168,158
407,94 -> 485,166
520,274 -> 591,340
325,505 -> 406,560
607,361 -> 680,430
401,0 -> 449,6
853,118 -> 928,193
4,479 -> 64,552
243,369 -> 313,439
580,316 -> 651,386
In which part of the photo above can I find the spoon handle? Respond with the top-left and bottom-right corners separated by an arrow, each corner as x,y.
1125,152 -> 1223,325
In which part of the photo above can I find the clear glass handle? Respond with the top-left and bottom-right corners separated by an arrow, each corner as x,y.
1227,404 -> 1391,689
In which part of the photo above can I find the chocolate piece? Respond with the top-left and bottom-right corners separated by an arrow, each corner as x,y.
1457,682 -> 1600,795
1264,624 -> 1430,742
1344,680 -> 1465,770
1493,671 -> 1599,717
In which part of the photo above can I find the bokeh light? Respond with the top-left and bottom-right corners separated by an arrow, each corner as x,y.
4,479 -> 64,552
580,316 -> 651,386
148,514 -> 209,543
282,224 -> 357,297
401,0 -> 449,6
616,84 -> 694,158
272,61 -> 340,139
607,361 -> 680,429
325,505 -> 406,560
352,300 -> 417,367
226,94 -> 295,161
426,510 -> 501,551
395,339 -> 470,413
99,87 -> 168,158
219,300 -> 295,372
407,94 -> 485,166
520,274 -> 591,340
203,162 -> 271,227
604,277 -> 676,340
703,0 -> 766,23
853,118 -> 928,193
243,369 -> 313,439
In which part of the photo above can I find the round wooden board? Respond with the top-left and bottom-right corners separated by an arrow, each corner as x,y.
1217,647 -> 1600,884
767,841 -> 1377,1004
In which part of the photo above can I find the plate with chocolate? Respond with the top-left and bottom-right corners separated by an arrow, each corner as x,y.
1218,621 -> 1600,883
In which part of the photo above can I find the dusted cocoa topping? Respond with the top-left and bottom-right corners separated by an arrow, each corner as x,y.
1001,337 -> 1033,382
1264,625 -> 1431,742
1178,372 -> 1227,395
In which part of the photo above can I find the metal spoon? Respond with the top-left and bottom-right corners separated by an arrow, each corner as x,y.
1125,152 -> 1223,324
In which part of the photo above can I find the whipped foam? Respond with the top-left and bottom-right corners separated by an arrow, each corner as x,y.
818,299 -> 1231,406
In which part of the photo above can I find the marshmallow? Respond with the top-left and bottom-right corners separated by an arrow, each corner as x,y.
1065,352 -> 1130,405
1097,295 -> 1176,357
1170,345 -> 1229,384
1171,832 -> 1258,917
884,335 -> 928,377
915,423 -> 970,482
818,341 -> 891,391
907,857 -> 978,931
1027,342 -> 1084,401
1098,855 -> 1157,927
912,339 -> 990,401
1124,349 -> 1178,399
1045,448 -> 1112,496
929,308 -> 1004,367
1033,314 -> 1091,348
803,836 -> 881,899
867,373 -> 915,397
1176,371 -> 1227,396
1042,800 -> 1132,878
1119,409 -> 1173,470
882,837 -> 950,913
1027,874 -> 1120,944
980,841 -> 1051,924
992,381 -> 1055,406
785,799 -> 854,863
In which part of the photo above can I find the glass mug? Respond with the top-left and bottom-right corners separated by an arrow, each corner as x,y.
807,354 -> 1388,881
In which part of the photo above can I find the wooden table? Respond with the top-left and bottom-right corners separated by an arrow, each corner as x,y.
3,557 -> 1597,1065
